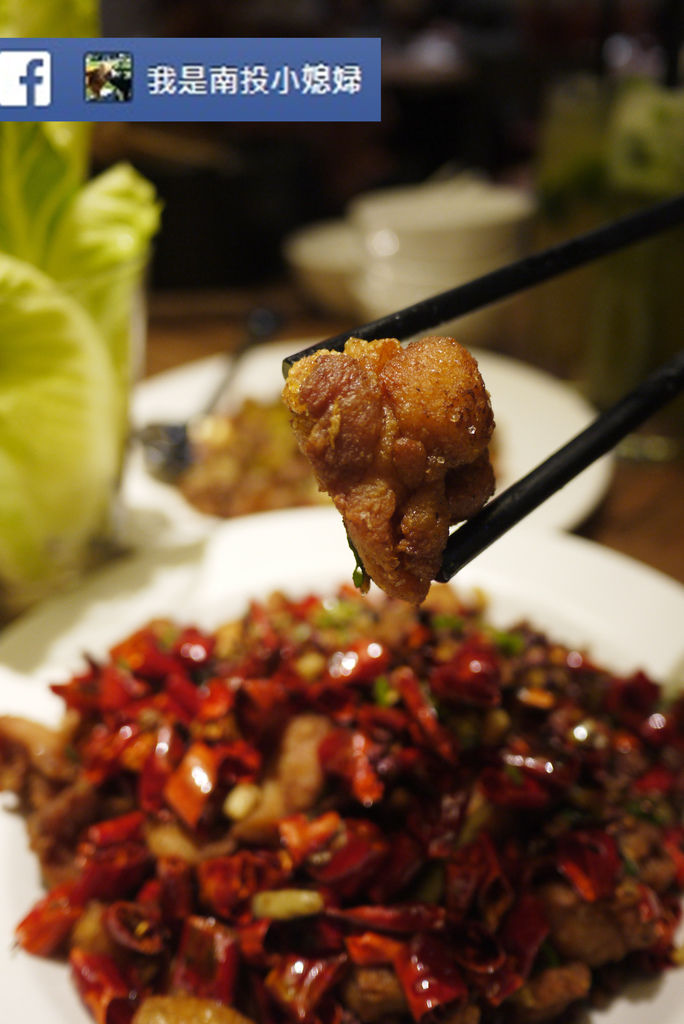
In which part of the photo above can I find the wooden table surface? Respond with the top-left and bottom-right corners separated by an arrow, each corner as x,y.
145,287 -> 684,586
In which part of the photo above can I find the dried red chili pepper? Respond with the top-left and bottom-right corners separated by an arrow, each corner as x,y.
74,841 -> 153,904
393,667 -> 458,762
50,661 -> 100,712
86,811 -> 145,848
471,957 -> 524,1008
80,721 -> 143,783
238,676 -> 292,738
603,671 -> 660,726
265,953 -> 347,1022
163,739 -> 261,828
197,676 -> 236,721
429,640 -> 502,708
169,915 -> 238,1003
155,855 -> 195,924
345,930 -> 404,965
394,934 -> 467,1021
99,666 -> 150,713
109,627 -> 180,680
238,918 -> 273,966
279,811 -> 343,865
163,741 -> 219,828
198,850 -> 291,919
498,890 -> 549,978
15,881 -> 83,955
556,828 -> 620,901
368,832 -> 423,902
69,949 -> 138,1024
104,901 -> 165,955
217,738 -> 262,785
173,626 -> 216,665
412,788 -> 470,859
331,903 -> 445,934
479,763 -> 551,809
138,723 -> 184,813
318,728 -> 384,806
444,833 -> 512,929
306,819 -> 387,900
325,641 -> 391,686
451,921 -> 506,974
164,670 -> 201,722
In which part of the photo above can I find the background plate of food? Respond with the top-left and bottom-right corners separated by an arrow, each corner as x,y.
122,340 -> 613,545
0,506 -> 683,1024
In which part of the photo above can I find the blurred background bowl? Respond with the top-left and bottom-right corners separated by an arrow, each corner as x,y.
282,218 -> 363,317
347,174 -> 536,346
348,174 -> 536,265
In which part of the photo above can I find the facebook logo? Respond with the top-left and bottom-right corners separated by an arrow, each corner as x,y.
0,51 -> 51,107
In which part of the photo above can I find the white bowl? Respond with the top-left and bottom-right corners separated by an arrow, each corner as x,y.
282,218 -> 362,316
348,175 -> 536,266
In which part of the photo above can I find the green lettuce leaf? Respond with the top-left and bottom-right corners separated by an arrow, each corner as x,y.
44,162 -> 162,405
0,251 -> 119,612
0,0 -> 98,38
0,122 -> 82,266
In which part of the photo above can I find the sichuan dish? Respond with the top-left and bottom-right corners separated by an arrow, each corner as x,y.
178,399 -> 323,519
282,337 -> 495,604
2,583 -> 684,1024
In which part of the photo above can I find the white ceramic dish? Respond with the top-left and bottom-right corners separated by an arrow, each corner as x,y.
282,218 -> 363,317
347,176 -> 535,264
1,507 -> 684,1022
125,340 -> 612,540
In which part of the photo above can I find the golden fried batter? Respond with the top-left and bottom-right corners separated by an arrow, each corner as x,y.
282,336 -> 494,603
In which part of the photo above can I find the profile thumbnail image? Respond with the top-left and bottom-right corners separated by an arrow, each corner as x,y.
85,52 -> 133,102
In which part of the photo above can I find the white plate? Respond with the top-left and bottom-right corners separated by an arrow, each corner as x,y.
1,507 -> 684,1023
125,340 -> 612,544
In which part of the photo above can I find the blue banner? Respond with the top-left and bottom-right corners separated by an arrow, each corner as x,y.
0,37 -> 381,121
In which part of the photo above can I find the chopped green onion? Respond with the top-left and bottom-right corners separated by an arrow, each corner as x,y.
373,676 -> 399,707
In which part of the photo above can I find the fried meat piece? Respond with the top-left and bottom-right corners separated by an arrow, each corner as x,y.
538,880 -> 661,967
282,337 -> 494,603
341,966 -> 408,1022
231,713 -> 332,843
133,996 -> 256,1024
341,967 -> 481,1024
512,962 -> 591,1024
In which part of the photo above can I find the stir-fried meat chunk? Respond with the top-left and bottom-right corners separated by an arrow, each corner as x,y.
539,880 -> 660,967
441,1004 -> 481,1024
341,966 -> 408,1022
0,714 -> 75,795
28,779 -> 100,884
282,336 -> 494,603
342,965 -> 482,1024
133,996 -> 257,1024
615,820 -> 678,893
513,963 -> 591,1024
231,713 -> 332,843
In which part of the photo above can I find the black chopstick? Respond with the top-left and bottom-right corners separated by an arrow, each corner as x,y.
436,348 -> 684,582
282,193 -> 684,376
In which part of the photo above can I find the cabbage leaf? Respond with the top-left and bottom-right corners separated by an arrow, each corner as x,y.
0,252 -> 119,611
